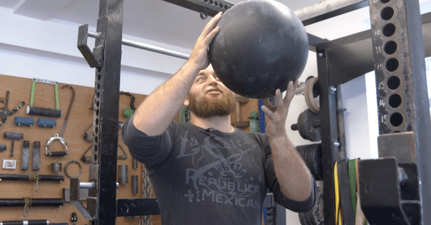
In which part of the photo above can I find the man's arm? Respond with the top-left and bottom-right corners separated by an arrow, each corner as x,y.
261,81 -> 313,202
132,12 -> 222,136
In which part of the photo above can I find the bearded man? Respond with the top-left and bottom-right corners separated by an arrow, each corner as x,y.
122,12 -> 316,225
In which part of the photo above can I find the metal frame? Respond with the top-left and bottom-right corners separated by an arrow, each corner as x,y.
72,0 -> 431,224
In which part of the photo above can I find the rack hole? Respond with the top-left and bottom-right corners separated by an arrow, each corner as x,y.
381,7 -> 394,20
94,136 -> 98,143
94,145 -> 98,152
384,41 -> 397,55
383,23 -> 396,37
380,0 -> 390,3
95,126 -> 99,134
386,58 -> 399,72
94,154 -> 98,162
95,118 -> 99,125
387,76 -> 401,90
388,94 -> 402,108
390,112 -> 403,127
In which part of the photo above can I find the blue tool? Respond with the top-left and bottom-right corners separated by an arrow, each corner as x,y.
14,117 -> 35,126
37,118 -> 56,128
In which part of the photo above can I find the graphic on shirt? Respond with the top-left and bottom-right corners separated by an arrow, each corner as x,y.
178,131 -> 263,209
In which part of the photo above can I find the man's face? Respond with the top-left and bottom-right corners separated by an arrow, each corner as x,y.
186,65 -> 236,118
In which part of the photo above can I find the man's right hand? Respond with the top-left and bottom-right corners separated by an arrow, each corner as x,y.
188,12 -> 223,69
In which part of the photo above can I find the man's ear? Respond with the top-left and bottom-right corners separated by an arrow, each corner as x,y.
184,96 -> 189,106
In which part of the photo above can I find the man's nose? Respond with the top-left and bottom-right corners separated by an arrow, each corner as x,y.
207,75 -> 218,85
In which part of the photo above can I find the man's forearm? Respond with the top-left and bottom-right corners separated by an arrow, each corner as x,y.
269,134 -> 313,202
133,62 -> 200,136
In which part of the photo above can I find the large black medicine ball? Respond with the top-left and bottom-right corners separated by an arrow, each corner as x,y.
209,0 -> 309,99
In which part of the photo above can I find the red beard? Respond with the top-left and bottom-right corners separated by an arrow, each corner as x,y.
188,90 -> 236,118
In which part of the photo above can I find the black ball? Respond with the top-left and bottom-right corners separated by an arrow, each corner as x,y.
209,0 -> 308,99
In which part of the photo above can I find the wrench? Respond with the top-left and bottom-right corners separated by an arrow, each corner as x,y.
45,85 -> 75,156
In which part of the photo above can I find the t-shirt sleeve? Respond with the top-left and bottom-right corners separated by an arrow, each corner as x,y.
121,114 -> 175,166
263,135 -> 317,213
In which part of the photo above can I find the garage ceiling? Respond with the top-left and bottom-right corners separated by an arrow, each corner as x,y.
0,0 -> 322,49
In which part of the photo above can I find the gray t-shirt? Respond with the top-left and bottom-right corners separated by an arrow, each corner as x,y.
122,116 -> 315,225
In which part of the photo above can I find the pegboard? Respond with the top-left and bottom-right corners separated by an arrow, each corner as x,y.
0,73 -> 259,224
0,74 -> 162,224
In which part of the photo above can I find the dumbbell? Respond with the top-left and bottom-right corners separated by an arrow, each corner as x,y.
291,109 -> 321,142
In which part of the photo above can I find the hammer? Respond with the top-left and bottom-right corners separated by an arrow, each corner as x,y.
4,132 -> 23,157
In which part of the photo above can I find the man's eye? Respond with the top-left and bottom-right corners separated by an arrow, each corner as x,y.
196,77 -> 205,82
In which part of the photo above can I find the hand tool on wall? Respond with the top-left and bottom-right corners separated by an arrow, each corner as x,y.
0,198 -> 64,217
0,91 -> 25,127
26,78 -> 62,117
45,85 -> 75,157
14,117 -> 34,126
4,132 -> 24,157
0,173 -> 64,192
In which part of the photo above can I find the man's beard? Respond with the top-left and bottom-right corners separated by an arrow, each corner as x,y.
188,90 -> 236,118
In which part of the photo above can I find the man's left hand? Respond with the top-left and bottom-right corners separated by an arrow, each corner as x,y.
261,80 -> 298,138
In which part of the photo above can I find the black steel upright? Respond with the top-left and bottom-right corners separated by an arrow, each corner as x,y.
315,44 -> 340,225
366,0 -> 431,224
88,0 -> 123,224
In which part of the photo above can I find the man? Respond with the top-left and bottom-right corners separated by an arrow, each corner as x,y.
122,12 -> 315,225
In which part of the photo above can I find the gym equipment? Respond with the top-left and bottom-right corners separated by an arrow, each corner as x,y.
304,77 -> 320,113
4,132 -> 24,157
178,105 -> 191,123
51,159 -> 62,172
45,85 -> 75,157
298,186 -> 324,225
118,165 -> 128,184
208,0 -> 308,99
70,212 -> 78,222
232,95 -> 249,128
291,109 -> 321,142
21,141 -> 30,171
26,79 -> 62,117
0,91 -> 25,127
120,91 -> 136,118
248,111 -> 259,133
32,141 -> 40,171
0,174 -> 64,193
296,144 -> 323,180
64,160 -> 82,179
0,198 -> 63,217
132,175 -> 138,195
0,220 -> 68,225
14,117 -> 34,126
83,124 -> 93,142
81,144 -> 127,163
36,118 -> 56,128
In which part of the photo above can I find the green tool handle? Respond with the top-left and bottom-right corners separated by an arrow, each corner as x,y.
54,84 -> 59,110
29,81 -> 36,107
